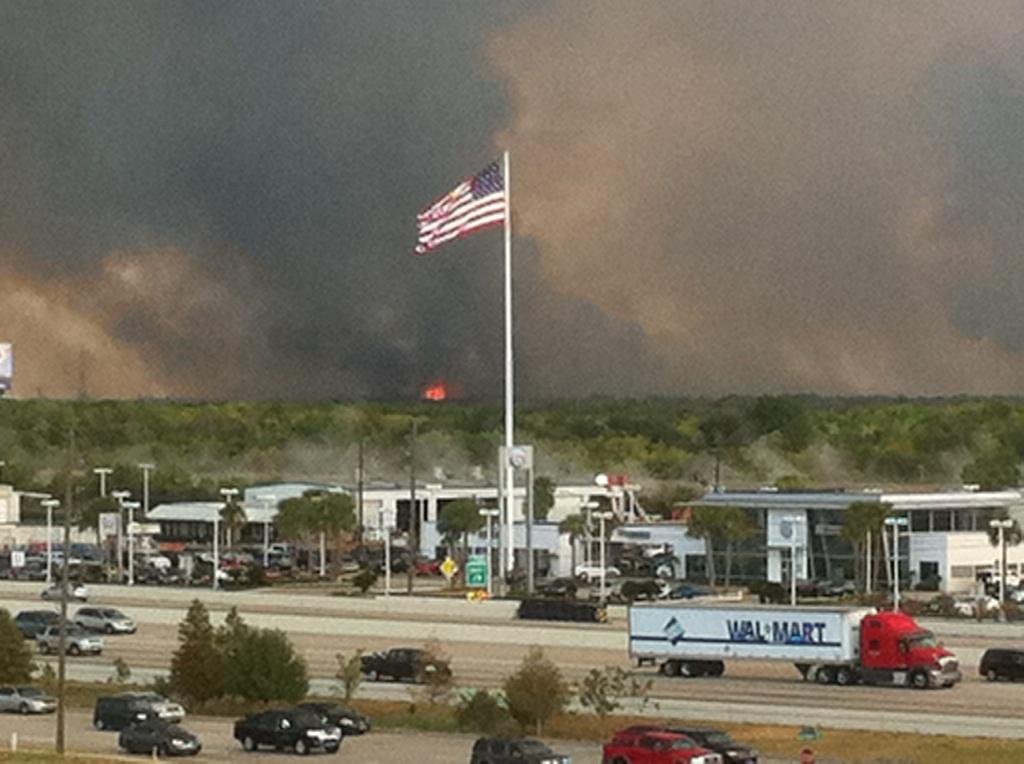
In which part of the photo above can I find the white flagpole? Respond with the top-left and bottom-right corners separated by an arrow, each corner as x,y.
503,150 -> 515,577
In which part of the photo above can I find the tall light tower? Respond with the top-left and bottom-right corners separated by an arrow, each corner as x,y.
217,487 -> 239,590
594,510 -> 614,603
990,518 -> 1014,606
92,467 -> 112,498
122,500 -> 140,586
138,463 -> 155,516
111,490 -> 130,583
884,516 -> 909,610
41,498 -> 60,585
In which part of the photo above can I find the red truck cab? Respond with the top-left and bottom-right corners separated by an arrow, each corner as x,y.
859,610 -> 960,688
603,729 -> 723,764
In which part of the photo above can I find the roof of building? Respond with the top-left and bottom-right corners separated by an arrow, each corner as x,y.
696,488 -> 1024,511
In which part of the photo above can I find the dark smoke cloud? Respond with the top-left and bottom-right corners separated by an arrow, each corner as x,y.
4,2 -> 1024,399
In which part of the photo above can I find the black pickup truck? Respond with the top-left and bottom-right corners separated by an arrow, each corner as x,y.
360,647 -> 451,683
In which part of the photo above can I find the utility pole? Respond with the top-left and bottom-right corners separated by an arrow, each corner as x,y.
406,419 -> 417,595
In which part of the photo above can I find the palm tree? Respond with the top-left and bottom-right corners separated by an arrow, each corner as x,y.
987,513 -> 1023,592
558,513 -> 587,575
438,498 -> 485,584
841,501 -> 892,592
220,500 -> 248,549
721,507 -> 758,587
277,497 -> 315,573
687,506 -> 733,586
308,491 -> 356,576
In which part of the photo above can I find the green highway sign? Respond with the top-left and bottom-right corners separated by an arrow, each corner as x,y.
466,554 -> 488,587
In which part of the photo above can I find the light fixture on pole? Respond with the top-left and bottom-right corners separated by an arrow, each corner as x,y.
594,510 -> 614,603
256,495 -> 275,568
92,467 -> 112,498
378,508 -> 392,597
780,515 -> 804,607
479,507 -> 500,597
122,501 -> 140,586
990,518 -> 1014,606
110,491 -> 130,583
41,498 -> 60,585
138,463 -> 155,516
884,516 -> 909,610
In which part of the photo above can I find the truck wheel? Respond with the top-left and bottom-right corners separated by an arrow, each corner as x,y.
679,662 -> 694,677
708,661 -> 725,676
815,666 -> 835,685
662,660 -> 682,677
242,736 -> 256,752
294,738 -> 309,755
835,667 -> 855,686
68,644 -> 81,656
986,669 -> 998,681
911,671 -> 930,689
366,669 -> 379,681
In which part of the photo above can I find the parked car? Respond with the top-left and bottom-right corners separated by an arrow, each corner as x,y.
37,625 -> 103,656
661,583 -> 710,600
40,582 -> 89,602
233,708 -> 341,754
470,737 -> 571,764
664,727 -> 758,764
537,577 -> 578,599
413,557 -> 441,576
603,728 -> 722,764
296,702 -> 371,736
93,693 -> 186,731
74,607 -> 136,635
574,563 -> 621,582
952,595 -> 1000,617
0,686 -> 56,715
118,719 -> 201,757
980,648 -> 1024,681
14,610 -> 58,639
360,647 -> 451,683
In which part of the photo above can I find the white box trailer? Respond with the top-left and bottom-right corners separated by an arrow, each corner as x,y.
629,602 -> 874,665
628,602 -> 961,688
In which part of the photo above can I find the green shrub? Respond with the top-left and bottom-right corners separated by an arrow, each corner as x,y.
502,647 -> 570,735
455,690 -> 509,733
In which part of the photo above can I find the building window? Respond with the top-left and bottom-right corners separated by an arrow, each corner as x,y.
910,511 -> 929,532
950,565 -> 974,579
932,510 -> 952,532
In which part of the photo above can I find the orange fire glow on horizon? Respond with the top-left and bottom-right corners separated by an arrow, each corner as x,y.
422,381 -> 448,401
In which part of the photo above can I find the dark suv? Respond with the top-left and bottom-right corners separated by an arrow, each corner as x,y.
93,693 -> 186,731
980,648 -> 1024,681
233,708 -> 341,754
360,648 -> 451,683
470,737 -> 571,764
14,610 -> 58,639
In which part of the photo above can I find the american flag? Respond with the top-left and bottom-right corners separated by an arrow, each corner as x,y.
415,161 -> 506,255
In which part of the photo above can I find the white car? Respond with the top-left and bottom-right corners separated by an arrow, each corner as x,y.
0,686 -> 56,715
40,583 -> 89,602
74,607 -> 136,635
953,595 -> 1000,617
574,564 -> 622,582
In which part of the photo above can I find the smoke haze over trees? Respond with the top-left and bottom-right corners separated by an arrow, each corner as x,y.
4,3 -> 1024,399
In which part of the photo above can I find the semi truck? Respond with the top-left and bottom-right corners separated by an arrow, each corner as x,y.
628,603 -> 961,689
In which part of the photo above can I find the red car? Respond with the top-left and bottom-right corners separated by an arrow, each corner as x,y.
414,558 -> 441,576
603,729 -> 722,764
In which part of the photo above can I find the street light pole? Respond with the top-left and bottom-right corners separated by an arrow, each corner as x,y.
41,499 -> 59,585
122,501 -> 140,586
885,517 -> 908,610
479,508 -> 500,597
378,508 -> 391,597
110,490 -> 130,583
990,519 -> 1014,606
138,463 -> 155,516
217,487 -> 239,589
92,467 -> 112,498
594,510 -> 613,603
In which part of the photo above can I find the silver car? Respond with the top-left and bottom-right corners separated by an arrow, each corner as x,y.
40,583 -> 89,602
74,607 -> 136,635
37,625 -> 104,656
0,686 -> 56,715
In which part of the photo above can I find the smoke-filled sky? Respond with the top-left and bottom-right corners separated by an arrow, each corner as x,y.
4,1 -> 1024,400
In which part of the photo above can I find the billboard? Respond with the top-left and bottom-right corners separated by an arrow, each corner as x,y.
0,343 -> 11,393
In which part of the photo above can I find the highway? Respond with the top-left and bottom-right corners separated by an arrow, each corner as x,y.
3,582 -> 1024,739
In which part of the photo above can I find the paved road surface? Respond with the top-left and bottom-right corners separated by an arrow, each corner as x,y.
4,582 -> 1024,739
